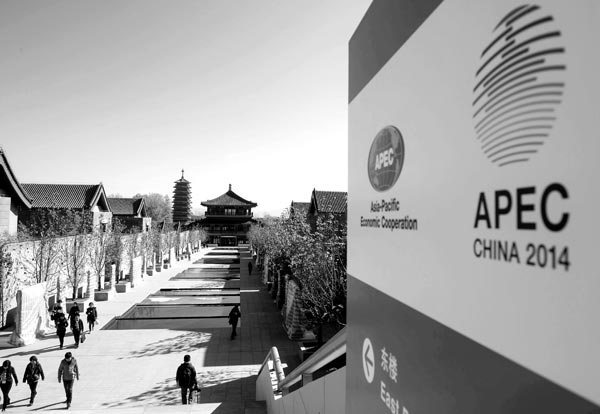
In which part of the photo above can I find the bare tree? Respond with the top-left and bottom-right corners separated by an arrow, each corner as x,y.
0,236 -> 21,326
88,231 -> 109,290
63,233 -> 91,299
248,212 -> 347,344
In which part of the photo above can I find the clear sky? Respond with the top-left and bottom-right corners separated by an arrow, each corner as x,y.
0,0 -> 371,217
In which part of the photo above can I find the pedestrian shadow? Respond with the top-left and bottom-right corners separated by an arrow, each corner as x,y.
2,345 -> 62,358
100,371 -> 257,409
118,331 -> 212,359
100,377 -> 179,407
8,397 -> 30,407
31,401 -> 65,411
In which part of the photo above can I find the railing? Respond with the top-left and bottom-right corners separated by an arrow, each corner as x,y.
256,328 -> 347,414
256,346 -> 286,396
277,327 -> 346,393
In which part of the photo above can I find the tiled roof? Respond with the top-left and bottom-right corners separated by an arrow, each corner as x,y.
290,201 -> 310,217
201,188 -> 257,207
311,190 -> 347,214
0,148 -> 32,208
22,183 -> 104,209
107,197 -> 145,216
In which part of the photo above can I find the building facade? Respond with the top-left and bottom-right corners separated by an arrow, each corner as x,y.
199,185 -> 256,246
0,149 -> 32,235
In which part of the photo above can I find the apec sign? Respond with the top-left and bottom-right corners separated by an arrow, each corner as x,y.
348,0 -> 600,409
367,126 -> 405,192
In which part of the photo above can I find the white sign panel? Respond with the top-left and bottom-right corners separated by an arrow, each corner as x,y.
348,0 -> 600,404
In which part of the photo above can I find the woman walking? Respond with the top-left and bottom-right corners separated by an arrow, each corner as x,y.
23,356 -> 44,406
85,302 -> 98,333
0,360 -> 18,411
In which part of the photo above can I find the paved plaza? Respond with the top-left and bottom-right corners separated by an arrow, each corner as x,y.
0,248 -> 299,413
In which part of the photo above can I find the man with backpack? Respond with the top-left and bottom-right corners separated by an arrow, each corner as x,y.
175,354 -> 197,404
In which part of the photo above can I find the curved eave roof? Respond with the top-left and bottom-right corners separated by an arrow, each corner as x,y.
196,216 -> 257,225
107,197 -> 146,216
22,183 -> 109,210
201,190 -> 257,207
0,149 -> 32,208
310,189 -> 347,214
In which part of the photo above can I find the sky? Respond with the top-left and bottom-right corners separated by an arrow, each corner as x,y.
0,0 -> 371,217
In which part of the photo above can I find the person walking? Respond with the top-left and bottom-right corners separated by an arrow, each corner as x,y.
85,302 -> 98,333
247,261 -> 253,275
57,352 -> 79,409
55,308 -> 69,349
70,314 -> 84,348
50,299 -> 63,322
175,355 -> 197,405
23,356 -> 44,406
228,305 -> 241,340
0,360 -> 18,411
68,302 -> 80,326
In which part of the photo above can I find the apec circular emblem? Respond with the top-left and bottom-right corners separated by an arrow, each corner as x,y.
472,4 -> 566,167
367,126 -> 405,192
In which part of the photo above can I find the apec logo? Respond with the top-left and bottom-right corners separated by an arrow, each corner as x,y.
472,4 -> 566,167
367,126 -> 405,192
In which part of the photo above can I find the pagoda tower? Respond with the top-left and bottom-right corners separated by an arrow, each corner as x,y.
172,169 -> 192,224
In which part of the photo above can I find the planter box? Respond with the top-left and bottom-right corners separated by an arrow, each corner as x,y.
94,289 -> 116,301
115,281 -> 131,293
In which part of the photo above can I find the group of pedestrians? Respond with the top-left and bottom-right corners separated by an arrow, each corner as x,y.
0,353 -> 79,410
51,300 -> 98,349
0,257 -> 255,409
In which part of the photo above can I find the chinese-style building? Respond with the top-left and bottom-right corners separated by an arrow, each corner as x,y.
20,183 -> 113,233
107,197 -> 151,232
172,170 -> 192,225
0,148 -> 32,235
199,184 -> 257,246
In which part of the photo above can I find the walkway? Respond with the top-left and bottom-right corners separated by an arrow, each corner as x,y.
0,248 -> 300,413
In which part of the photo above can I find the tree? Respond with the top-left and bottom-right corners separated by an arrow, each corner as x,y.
0,236 -> 21,326
133,193 -> 172,224
88,231 -> 109,291
248,211 -> 347,344
18,208 -> 89,300
61,213 -> 93,299
293,214 -> 347,343
107,218 -> 126,279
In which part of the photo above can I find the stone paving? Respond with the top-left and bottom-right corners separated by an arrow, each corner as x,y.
0,248 -> 300,413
